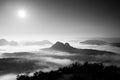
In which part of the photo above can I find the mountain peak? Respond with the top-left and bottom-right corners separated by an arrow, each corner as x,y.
55,41 -> 64,45
43,41 -> 116,56
65,42 -> 71,47
50,41 -> 74,52
51,41 -> 65,48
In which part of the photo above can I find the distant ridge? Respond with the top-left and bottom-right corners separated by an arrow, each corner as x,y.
80,40 -> 108,45
80,39 -> 120,48
0,39 -> 18,46
43,41 -> 117,56
110,43 -> 120,48
23,40 -> 52,46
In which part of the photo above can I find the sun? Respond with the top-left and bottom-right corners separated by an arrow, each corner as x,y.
17,9 -> 27,18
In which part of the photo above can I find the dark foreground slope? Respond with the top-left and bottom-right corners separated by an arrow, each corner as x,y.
17,62 -> 120,80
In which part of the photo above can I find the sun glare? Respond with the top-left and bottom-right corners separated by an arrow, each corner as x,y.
18,9 -> 27,18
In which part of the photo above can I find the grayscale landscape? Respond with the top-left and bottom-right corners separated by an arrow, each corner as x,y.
0,0 -> 120,80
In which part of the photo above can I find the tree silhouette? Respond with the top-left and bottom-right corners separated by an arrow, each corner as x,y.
17,62 -> 120,80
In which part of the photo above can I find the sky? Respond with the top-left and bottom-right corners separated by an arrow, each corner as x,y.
0,0 -> 120,41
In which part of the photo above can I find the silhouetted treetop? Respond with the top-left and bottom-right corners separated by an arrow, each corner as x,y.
17,62 -> 120,80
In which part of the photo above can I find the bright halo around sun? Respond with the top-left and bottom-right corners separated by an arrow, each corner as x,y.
17,9 -> 27,18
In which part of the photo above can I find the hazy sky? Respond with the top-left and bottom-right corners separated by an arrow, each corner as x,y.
0,0 -> 120,41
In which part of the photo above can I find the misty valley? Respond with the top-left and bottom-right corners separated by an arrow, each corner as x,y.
0,39 -> 120,80
0,0 -> 120,80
